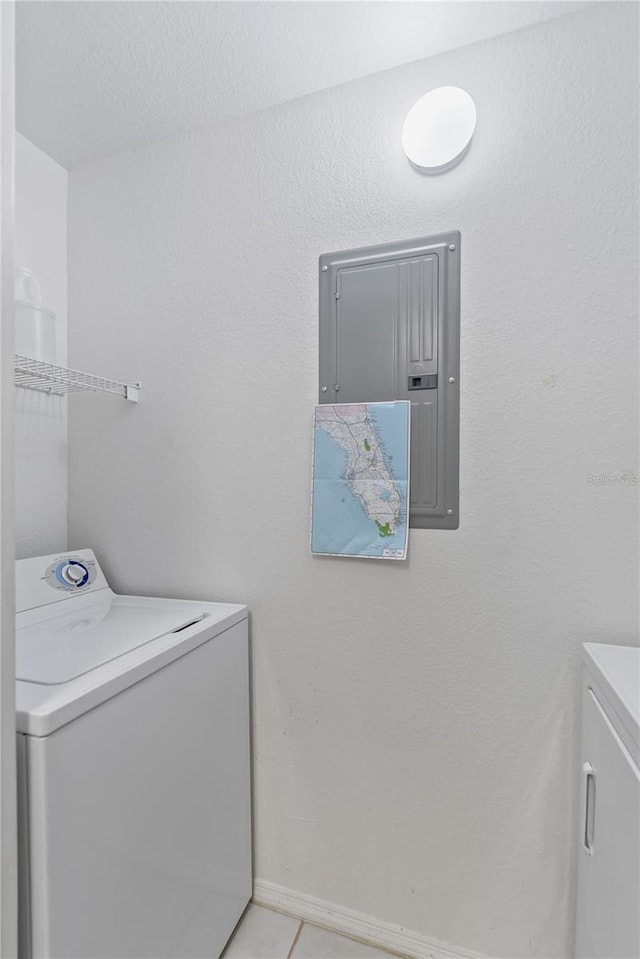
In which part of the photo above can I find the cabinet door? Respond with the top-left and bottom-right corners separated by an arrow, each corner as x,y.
575,688 -> 640,958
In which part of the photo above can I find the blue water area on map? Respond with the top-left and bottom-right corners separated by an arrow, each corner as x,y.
311,403 -> 409,558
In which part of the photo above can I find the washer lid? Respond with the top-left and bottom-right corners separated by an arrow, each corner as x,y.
16,597 -> 205,685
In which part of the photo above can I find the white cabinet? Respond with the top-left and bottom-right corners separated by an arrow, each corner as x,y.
576,644 -> 640,959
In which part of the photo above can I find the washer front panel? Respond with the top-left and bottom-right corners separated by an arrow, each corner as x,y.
23,621 -> 251,959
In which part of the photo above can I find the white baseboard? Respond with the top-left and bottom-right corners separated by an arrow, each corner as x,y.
253,879 -> 487,959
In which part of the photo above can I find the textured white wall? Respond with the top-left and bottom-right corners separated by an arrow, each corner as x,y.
67,6 -> 639,957
14,133 -> 67,558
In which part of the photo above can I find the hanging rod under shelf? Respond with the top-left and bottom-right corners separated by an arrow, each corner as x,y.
14,354 -> 140,403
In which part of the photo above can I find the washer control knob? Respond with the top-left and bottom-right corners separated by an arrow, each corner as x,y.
58,561 -> 89,587
63,564 -> 84,584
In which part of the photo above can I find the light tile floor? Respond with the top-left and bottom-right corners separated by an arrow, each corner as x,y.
223,904 -> 396,959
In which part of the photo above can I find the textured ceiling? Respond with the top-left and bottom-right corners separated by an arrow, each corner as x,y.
16,0 -> 591,168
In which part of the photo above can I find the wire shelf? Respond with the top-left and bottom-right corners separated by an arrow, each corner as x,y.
14,354 -> 140,403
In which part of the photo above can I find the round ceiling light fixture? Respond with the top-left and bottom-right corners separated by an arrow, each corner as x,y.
402,86 -> 477,174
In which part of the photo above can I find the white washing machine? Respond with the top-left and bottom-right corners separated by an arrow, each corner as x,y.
16,549 -> 252,959
575,643 -> 639,958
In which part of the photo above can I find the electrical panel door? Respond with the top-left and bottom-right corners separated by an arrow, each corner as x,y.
319,233 -> 460,529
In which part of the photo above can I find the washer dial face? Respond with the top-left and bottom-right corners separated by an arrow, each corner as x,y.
44,556 -> 97,592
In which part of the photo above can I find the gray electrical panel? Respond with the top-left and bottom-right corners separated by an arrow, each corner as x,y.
319,232 -> 460,529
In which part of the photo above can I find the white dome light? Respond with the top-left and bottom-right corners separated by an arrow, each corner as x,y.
402,87 -> 477,174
